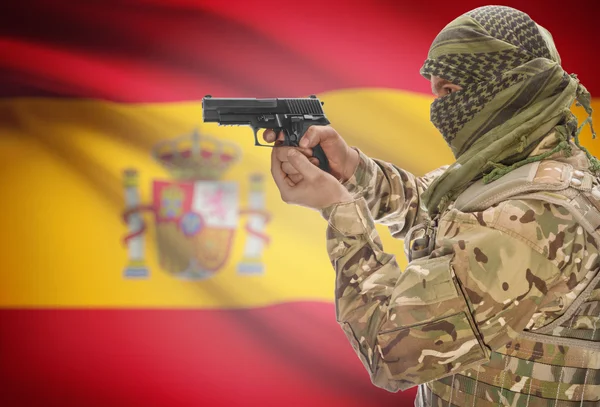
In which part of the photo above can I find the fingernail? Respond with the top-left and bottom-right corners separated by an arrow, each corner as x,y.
300,139 -> 308,147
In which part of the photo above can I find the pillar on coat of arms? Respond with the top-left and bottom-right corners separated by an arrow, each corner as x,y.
238,173 -> 270,275
122,168 -> 150,278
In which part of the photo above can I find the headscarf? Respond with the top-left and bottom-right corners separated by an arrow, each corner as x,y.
419,5 -> 598,216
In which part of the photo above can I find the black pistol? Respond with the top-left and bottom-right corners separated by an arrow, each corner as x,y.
202,95 -> 331,172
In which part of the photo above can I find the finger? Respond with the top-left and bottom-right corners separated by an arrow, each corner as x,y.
285,177 -> 296,187
266,130 -> 289,145
262,129 -> 276,143
275,131 -> 312,153
282,161 -> 299,175
299,125 -> 331,148
297,147 -> 313,156
287,149 -> 320,181
275,146 -> 313,163
270,146 -> 290,192
309,157 -> 319,166
275,146 -> 294,162
289,173 -> 303,184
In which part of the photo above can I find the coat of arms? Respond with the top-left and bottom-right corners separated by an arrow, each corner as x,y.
121,130 -> 270,280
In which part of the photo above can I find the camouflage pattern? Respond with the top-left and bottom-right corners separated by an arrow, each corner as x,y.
333,146 -> 448,239
320,134 -> 600,406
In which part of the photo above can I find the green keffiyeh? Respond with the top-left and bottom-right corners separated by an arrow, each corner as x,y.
419,5 -> 598,216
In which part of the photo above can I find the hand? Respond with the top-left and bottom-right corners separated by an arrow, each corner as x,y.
263,125 -> 359,183
262,130 -> 320,184
271,148 -> 354,210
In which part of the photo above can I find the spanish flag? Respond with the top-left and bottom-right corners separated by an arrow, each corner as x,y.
1,1 -> 598,406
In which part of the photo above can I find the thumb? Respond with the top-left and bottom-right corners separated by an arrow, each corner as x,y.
287,149 -> 319,180
299,126 -> 328,148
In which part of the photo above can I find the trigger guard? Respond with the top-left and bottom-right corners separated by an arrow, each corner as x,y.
252,126 -> 274,147
251,125 -> 260,140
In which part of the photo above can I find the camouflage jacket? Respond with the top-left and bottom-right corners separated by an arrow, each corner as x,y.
320,135 -> 600,405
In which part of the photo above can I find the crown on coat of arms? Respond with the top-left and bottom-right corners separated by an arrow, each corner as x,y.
151,129 -> 242,180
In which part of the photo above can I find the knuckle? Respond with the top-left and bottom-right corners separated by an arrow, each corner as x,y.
299,147 -> 312,156
313,172 -> 325,183
325,125 -> 338,138
282,163 -> 295,174
277,147 -> 291,160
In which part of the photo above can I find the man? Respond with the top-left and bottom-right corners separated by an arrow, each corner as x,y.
264,5 -> 600,406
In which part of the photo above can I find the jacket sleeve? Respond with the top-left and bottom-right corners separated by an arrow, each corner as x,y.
341,147 -> 448,238
320,197 -> 583,392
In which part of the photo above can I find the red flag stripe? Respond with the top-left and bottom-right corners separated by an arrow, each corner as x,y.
0,305 -> 415,407
0,0 -> 598,101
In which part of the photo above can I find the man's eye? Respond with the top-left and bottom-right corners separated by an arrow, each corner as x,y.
445,88 -> 453,95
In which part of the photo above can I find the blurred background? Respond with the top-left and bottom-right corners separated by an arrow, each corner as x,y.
0,0 -> 598,406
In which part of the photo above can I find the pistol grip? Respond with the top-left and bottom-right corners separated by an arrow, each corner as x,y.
311,144 -> 330,172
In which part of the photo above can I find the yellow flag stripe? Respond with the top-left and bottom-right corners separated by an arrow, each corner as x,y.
1,91 -> 598,308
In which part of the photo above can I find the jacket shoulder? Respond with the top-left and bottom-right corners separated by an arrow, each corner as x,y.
453,160 -> 574,214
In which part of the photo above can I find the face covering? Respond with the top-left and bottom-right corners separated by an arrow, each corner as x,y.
419,5 -> 597,216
